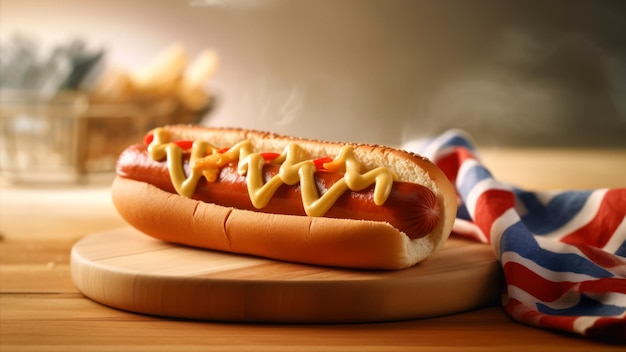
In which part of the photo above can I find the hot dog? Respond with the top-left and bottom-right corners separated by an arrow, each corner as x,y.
111,125 -> 457,270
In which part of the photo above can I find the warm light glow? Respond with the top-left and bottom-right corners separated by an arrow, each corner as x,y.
2,0 -> 625,148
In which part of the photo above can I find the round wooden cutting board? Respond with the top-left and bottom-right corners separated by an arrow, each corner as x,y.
71,227 -> 502,323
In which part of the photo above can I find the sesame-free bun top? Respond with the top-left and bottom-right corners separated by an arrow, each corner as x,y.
111,125 -> 457,269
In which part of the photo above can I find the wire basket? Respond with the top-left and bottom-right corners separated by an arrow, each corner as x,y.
0,90 -> 209,183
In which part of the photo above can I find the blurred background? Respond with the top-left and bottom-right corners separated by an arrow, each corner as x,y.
1,0 -> 626,182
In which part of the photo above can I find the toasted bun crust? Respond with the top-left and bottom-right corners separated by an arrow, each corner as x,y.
111,125 -> 457,270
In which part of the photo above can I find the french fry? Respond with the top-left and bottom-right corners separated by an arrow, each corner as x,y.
89,44 -> 217,115
129,44 -> 187,99
178,50 -> 218,110
90,68 -> 134,103
183,49 -> 218,89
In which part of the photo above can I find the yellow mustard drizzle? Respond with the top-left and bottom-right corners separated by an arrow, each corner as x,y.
148,129 -> 219,197
147,128 -> 394,217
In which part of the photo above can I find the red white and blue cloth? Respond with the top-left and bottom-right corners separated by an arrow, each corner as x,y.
403,130 -> 626,341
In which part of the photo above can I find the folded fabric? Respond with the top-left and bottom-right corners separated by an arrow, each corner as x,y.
403,130 -> 626,341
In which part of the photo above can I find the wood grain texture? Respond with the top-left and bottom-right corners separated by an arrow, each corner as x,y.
3,294 -> 621,352
71,227 -> 502,323
479,148 -> 626,190
3,239 -> 622,351
3,148 -> 626,351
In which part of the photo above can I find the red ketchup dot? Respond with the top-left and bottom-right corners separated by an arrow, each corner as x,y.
143,133 -> 154,145
174,140 -> 194,150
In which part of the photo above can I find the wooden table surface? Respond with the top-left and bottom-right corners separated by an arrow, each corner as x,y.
1,147 -> 625,351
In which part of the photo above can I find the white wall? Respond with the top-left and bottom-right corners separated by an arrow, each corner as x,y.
2,0 -> 625,147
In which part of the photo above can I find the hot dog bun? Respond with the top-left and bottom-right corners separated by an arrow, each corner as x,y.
111,125 -> 457,270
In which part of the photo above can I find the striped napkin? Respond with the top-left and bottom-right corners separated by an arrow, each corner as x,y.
403,130 -> 626,341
